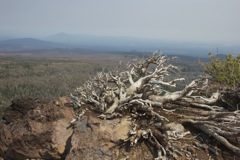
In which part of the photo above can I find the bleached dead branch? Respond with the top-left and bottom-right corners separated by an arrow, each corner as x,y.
71,51 -> 240,157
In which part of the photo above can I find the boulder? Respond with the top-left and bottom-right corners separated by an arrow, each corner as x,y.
0,98 -> 132,160
0,98 -> 74,160
65,115 -> 131,160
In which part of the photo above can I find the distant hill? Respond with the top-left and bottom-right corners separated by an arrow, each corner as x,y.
45,32 -> 240,57
0,38 -> 69,51
0,33 -> 239,58
46,32 -> 78,43
46,32 -> 158,51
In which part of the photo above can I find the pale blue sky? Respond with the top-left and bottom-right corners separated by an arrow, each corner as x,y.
0,0 -> 239,44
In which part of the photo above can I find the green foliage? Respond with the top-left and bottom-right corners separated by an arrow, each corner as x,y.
203,53 -> 240,88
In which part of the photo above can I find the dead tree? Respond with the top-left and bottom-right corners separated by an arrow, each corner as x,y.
71,51 -> 240,159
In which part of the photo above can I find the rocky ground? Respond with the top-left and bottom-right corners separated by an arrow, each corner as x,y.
0,97 -> 239,160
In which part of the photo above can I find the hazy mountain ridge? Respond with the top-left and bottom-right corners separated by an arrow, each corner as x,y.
0,33 -> 239,57
0,38 -> 70,51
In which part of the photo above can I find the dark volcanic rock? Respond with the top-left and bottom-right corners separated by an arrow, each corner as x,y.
65,115 -> 131,160
0,98 -> 74,160
0,98 -> 131,160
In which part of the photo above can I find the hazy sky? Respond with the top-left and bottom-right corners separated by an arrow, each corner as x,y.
0,0 -> 239,44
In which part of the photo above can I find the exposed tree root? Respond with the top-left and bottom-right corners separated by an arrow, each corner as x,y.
71,52 -> 240,158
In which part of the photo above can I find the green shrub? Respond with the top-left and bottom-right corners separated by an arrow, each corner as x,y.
203,53 -> 240,88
